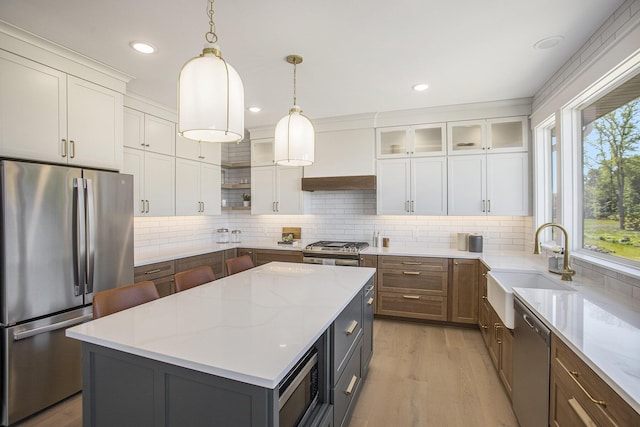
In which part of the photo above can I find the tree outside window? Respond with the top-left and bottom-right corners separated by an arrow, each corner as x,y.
582,74 -> 640,262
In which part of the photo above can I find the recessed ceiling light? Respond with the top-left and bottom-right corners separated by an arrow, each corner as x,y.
533,35 -> 564,50
247,106 -> 262,113
412,83 -> 429,92
130,41 -> 156,54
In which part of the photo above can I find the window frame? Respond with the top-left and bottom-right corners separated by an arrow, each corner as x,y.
558,51 -> 640,268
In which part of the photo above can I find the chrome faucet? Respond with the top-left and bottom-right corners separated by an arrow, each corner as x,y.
533,223 -> 576,281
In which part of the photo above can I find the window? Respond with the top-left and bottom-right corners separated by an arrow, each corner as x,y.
580,73 -> 640,263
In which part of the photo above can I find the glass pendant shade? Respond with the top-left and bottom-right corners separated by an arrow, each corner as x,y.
179,47 -> 244,143
274,106 -> 315,166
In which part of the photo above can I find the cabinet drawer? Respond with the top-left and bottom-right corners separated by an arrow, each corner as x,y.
254,249 -> 302,266
378,269 -> 448,295
332,293 -> 363,382
134,260 -> 175,282
551,335 -> 640,426
332,341 -> 362,427
378,256 -> 448,271
377,291 -> 447,321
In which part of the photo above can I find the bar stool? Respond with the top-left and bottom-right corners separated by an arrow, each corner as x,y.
92,281 -> 159,319
174,266 -> 215,293
225,255 -> 255,276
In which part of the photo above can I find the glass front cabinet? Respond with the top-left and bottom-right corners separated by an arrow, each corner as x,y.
377,123 -> 446,158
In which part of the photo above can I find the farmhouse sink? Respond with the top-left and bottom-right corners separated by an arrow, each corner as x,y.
487,271 -> 574,329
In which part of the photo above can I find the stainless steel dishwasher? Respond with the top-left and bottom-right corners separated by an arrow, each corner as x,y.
512,297 -> 551,427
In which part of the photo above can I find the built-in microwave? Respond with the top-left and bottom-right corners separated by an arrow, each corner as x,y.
278,347 -> 319,427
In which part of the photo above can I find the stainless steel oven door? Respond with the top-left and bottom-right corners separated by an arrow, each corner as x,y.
302,256 -> 359,267
279,349 -> 319,427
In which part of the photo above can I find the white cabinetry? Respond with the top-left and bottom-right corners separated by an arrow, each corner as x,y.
377,157 -> 447,215
377,123 -> 446,158
0,51 -> 122,170
447,117 -> 527,155
175,158 -> 221,216
251,166 -> 304,214
123,107 -> 175,156
448,153 -> 529,216
175,134 -> 221,165
304,128 -> 375,177
123,148 -> 175,217
251,138 -> 274,166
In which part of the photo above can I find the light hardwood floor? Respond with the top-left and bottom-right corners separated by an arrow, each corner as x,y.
348,319 -> 518,427
13,319 -> 517,427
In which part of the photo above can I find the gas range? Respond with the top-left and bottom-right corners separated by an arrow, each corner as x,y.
302,241 -> 369,267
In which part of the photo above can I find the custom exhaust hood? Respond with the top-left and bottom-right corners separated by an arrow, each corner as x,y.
301,175 -> 376,191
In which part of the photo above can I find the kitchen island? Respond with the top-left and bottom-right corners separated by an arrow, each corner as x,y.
67,262 -> 375,427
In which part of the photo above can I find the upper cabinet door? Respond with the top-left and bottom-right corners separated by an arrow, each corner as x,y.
175,132 -> 201,160
67,76 -> 122,170
486,117 -> 528,153
486,153 -> 529,215
412,157 -> 447,215
377,127 -> 410,158
447,155 -> 486,215
144,114 -> 175,156
123,107 -> 145,150
0,51 -> 67,164
200,163 -> 221,215
412,124 -> 446,156
251,138 -> 274,166
198,141 -> 222,165
276,166 -> 303,214
376,158 -> 411,215
447,120 -> 485,155
251,166 -> 277,214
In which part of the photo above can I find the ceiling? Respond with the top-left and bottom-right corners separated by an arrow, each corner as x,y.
0,0 -> 625,129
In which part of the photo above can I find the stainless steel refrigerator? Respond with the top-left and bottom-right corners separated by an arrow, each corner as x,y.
0,160 -> 133,425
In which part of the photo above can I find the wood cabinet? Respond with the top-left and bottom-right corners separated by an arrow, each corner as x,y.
123,147 -> 175,216
376,123 -> 446,158
123,107 -> 175,156
176,251 -> 227,279
0,51 -> 122,170
448,152 -> 529,216
359,255 -> 378,314
304,128 -> 375,177
251,166 -> 305,214
448,258 -> 478,324
134,260 -> 176,298
477,263 -> 491,347
255,249 -> 303,266
175,158 -> 221,216
361,277 -> 375,375
377,256 -> 448,321
376,157 -> 447,215
483,303 -> 513,400
550,335 -> 640,427
447,117 -> 527,155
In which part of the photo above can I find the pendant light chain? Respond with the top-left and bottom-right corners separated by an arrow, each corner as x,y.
292,58 -> 297,106
205,0 -> 218,44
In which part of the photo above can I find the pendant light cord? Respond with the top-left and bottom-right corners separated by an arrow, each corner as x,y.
292,58 -> 297,106
205,0 -> 218,44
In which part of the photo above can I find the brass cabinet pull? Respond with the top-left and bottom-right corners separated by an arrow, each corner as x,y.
403,271 -> 420,275
454,261 -> 459,265
402,295 -> 420,300
145,200 -> 150,213
482,272 -> 487,277
482,295 -> 488,300
365,285 -> 374,292
70,140 -> 75,158
558,360 -> 607,407
487,199 -> 491,213
405,200 -> 410,212
144,269 -> 162,275
402,261 -> 421,265
345,375 -> 358,395
494,323 -> 502,344
141,199 -> 146,213
480,324 -> 488,330
568,398 -> 598,427
411,200 -> 414,212
367,297 -> 374,306
345,320 -> 358,336
61,139 -> 68,157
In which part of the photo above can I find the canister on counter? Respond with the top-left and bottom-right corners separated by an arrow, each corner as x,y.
457,233 -> 469,251
217,228 -> 229,243
231,230 -> 241,243
468,233 -> 483,252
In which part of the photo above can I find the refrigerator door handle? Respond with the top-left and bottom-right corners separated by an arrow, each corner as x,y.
85,179 -> 96,295
74,178 -> 87,297
12,314 -> 93,341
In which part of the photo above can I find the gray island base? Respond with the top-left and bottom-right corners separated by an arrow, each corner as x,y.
68,263 -> 375,427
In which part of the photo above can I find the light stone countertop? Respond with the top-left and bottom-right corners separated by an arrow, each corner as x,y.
67,263 -> 375,389
514,285 -> 640,413
131,240 -> 639,411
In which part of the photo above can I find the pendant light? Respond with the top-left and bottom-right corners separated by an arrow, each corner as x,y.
178,0 -> 244,143
274,55 -> 315,166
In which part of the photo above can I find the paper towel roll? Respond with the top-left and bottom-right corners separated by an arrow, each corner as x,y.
457,233 -> 468,251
